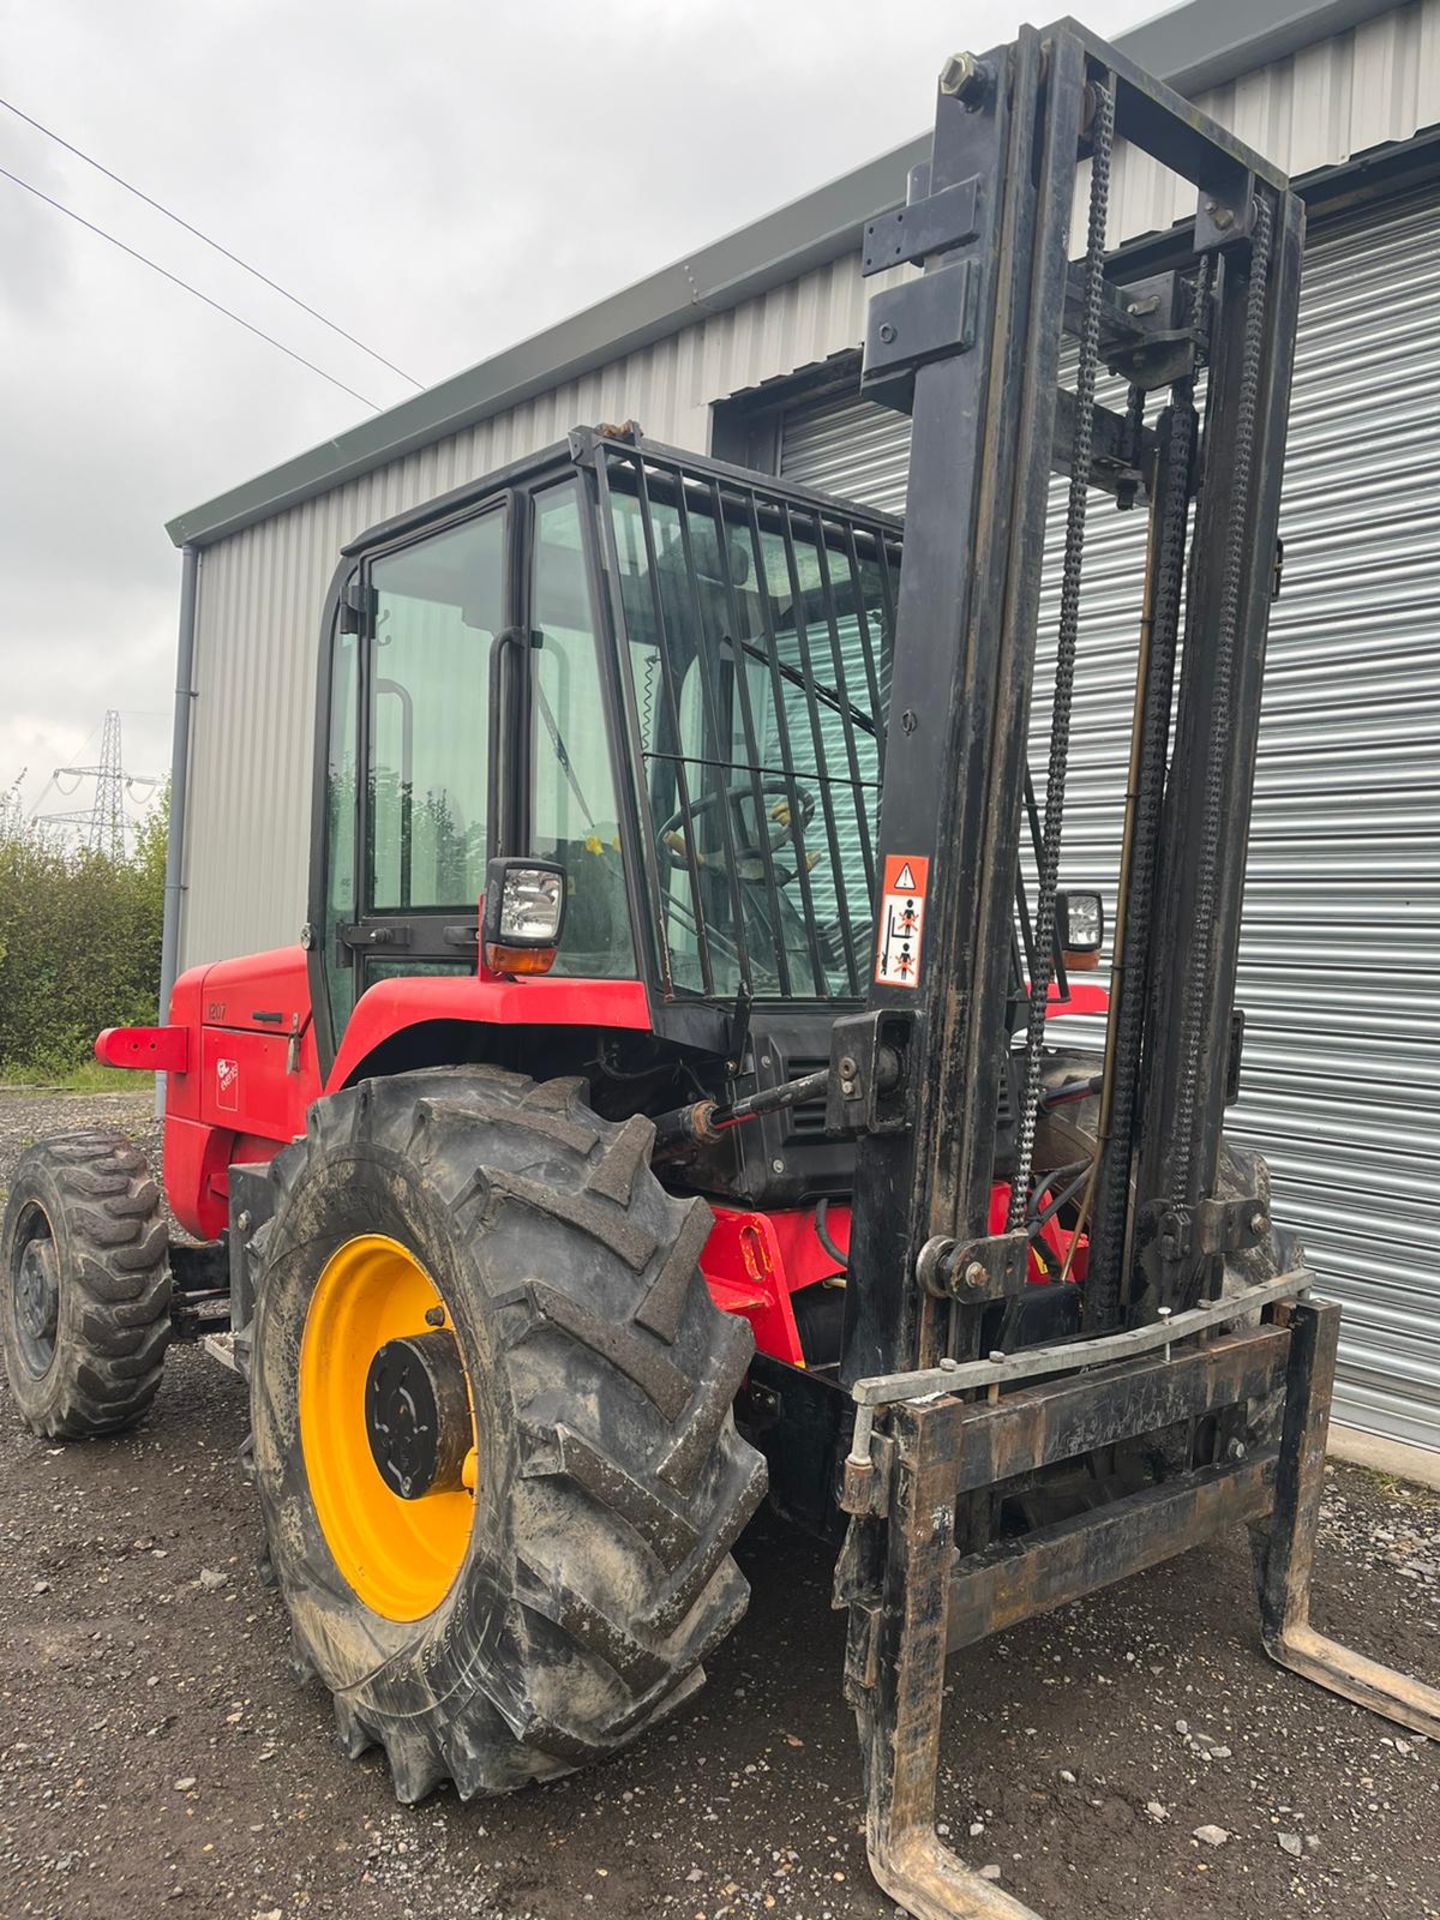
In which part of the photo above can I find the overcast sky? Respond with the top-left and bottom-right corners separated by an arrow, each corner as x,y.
0,0 -> 1152,823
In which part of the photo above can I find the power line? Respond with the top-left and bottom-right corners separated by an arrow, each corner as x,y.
0,94 -> 423,391
0,161 -> 381,410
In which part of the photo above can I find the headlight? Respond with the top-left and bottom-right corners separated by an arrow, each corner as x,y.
482,859 -> 567,975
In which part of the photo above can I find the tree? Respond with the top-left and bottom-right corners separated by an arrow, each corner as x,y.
0,790 -> 168,1076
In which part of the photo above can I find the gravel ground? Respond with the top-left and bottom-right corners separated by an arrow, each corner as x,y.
1,1086 -> 1436,1920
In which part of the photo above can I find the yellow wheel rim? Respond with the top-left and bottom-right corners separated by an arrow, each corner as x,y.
299,1233 -> 475,1622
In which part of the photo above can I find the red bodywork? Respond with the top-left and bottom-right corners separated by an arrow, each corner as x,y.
143,946 -> 650,1241
701,1191 -> 1076,1367
102,944 -> 1097,1362
703,1205 -> 852,1366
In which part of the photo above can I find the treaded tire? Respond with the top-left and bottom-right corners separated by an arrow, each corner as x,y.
1,1131 -> 171,1438
1035,1050 -> 1304,1289
251,1066 -> 767,1803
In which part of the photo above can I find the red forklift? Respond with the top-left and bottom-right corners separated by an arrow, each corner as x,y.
5,20 -> 1435,1917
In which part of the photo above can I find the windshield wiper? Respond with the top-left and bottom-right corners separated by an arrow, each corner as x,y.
729,636 -> 879,738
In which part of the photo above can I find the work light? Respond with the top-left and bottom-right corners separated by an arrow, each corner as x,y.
1056,889 -> 1104,966
482,859 -> 567,975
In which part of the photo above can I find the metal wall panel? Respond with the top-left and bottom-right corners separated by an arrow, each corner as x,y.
777,191 -> 1440,1451
1096,0 -> 1440,246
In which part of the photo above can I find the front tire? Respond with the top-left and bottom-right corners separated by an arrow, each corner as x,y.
1,1131 -> 171,1438
251,1066 -> 766,1802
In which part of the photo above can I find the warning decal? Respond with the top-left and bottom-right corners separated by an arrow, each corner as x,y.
875,853 -> 930,989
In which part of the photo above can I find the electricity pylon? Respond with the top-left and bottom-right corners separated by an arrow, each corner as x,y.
43,711 -> 141,859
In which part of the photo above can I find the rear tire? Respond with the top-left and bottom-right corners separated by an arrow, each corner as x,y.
1,1132 -> 171,1438
251,1066 -> 767,1802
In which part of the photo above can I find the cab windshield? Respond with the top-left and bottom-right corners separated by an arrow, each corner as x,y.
603,459 -> 898,1001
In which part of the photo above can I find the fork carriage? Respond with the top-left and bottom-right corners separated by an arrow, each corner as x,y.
837,1290 -> 1439,1917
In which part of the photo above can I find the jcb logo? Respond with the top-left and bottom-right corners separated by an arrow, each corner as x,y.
216,1058 -> 239,1112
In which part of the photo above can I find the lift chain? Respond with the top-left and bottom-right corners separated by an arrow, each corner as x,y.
1007,75 -> 1116,1230
1168,195 -> 1274,1221
1084,261 -> 1210,1320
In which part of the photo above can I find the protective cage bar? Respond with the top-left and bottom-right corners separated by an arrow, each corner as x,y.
831,21 -> 1435,1920
582,430 -> 902,1008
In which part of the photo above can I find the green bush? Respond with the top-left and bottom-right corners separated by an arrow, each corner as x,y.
0,798 -> 166,1078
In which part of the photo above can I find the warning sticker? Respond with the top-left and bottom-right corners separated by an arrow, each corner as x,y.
875,853 -> 930,988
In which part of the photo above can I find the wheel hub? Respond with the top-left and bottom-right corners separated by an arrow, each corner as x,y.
365,1331 -> 471,1499
13,1230 -> 59,1376
298,1232 -> 477,1622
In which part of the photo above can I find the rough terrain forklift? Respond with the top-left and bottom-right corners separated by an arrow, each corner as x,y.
5,20 -> 1437,1918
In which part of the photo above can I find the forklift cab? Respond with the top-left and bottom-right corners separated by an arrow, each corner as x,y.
310,428 -> 902,1204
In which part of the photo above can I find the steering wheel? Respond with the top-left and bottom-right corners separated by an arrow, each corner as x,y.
659,778 -> 818,876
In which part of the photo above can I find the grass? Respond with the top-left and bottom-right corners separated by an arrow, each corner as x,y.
1365,1468 -> 1440,1508
0,1061 -> 146,1094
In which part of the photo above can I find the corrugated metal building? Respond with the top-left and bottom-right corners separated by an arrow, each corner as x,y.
165,0 -> 1440,1451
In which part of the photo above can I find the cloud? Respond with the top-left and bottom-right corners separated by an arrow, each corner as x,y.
0,0 -> 1151,814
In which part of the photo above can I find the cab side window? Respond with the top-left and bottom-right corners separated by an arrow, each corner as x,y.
368,511 -> 505,911
531,483 -> 636,978
320,507 -> 506,1042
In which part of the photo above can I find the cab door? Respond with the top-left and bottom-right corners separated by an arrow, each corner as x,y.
317,501 -> 509,1046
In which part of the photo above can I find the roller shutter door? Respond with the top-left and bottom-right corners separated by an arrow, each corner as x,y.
780,396 -> 912,517
777,192 -> 1440,1452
